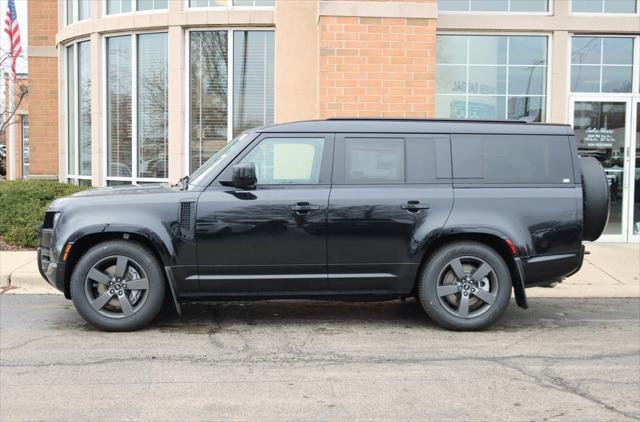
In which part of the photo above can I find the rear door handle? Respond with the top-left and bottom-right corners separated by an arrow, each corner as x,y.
401,201 -> 430,212
290,202 -> 321,213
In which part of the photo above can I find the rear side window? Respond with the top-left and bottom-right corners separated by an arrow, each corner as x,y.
345,138 -> 404,184
451,135 -> 573,184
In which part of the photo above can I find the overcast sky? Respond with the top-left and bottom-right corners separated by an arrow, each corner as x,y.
1,0 -> 28,75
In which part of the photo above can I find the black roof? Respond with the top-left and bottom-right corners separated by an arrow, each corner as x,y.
260,118 -> 573,136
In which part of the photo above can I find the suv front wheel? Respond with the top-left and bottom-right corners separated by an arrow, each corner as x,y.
418,241 -> 512,331
70,240 -> 165,331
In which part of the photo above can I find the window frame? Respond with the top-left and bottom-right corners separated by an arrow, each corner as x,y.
184,27 -> 276,175
65,39 -> 92,186
64,0 -> 91,26
102,30 -> 169,186
186,0 -> 275,10
569,0 -> 639,15
435,31 -> 553,123
438,0 -> 552,15
103,0 -> 168,17
569,35 -> 637,94
214,133 -> 335,187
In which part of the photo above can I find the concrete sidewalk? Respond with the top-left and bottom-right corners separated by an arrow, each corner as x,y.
0,243 -> 638,297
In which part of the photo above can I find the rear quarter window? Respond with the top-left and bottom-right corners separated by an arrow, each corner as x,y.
451,134 -> 574,184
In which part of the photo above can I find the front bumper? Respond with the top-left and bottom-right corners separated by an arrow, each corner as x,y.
37,227 -> 65,294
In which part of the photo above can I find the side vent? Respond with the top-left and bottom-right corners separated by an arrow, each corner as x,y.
179,201 -> 196,241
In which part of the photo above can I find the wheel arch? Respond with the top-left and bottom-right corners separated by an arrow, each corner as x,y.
62,229 -> 171,299
414,231 -> 527,309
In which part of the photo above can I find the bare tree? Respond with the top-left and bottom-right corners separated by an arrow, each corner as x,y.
0,47 -> 28,137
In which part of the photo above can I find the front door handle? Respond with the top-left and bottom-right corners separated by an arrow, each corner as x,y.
290,202 -> 321,214
401,201 -> 430,212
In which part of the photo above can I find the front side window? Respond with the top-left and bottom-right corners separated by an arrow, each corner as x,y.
241,138 -> 325,185
107,33 -> 168,184
189,30 -> 275,173
571,36 -> 634,93
439,0 -> 548,12
571,0 -> 637,13
436,35 -> 548,122
66,40 -> 92,185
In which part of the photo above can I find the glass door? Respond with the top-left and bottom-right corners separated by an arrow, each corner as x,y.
571,97 -> 632,242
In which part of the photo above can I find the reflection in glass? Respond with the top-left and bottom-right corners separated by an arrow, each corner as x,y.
439,0 -> 548,12
190,31 -> 228,173
242,138 -> 324,184
571,37 -> 634,93
233,31 -> 275,137
78,41 -> 91,176
107,36 -> 132,178
635,106 -> 639,235
574,101 -> 627,235
436,34 -> 547,121
106,0 -> 132,14
137,33 -> 168,179
573,0 -> 638,12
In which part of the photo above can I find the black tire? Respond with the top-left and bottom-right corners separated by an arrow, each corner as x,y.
580,156 -> 610,241
70,240 -> 165,331
418,242 -> 512,331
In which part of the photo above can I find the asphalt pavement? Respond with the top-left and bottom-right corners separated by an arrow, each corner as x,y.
1,295 -> 639,421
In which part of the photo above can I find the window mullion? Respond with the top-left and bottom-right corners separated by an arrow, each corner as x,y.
228,30 -> 234,142
132,34 -> 138,184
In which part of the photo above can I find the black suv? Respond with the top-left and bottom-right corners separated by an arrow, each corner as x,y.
38,119 -> 609,331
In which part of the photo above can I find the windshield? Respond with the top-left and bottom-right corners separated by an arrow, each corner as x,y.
188,133 -> 249,183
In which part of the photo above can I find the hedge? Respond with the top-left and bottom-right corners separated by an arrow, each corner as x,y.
0,180 -> 88,248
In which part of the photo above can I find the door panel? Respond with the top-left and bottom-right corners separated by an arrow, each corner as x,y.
327,134 -> 454,294
195,134 -> 333,295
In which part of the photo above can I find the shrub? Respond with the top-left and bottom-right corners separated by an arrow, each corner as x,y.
0,180 -> 88,248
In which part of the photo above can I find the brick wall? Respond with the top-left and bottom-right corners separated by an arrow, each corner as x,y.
26,0 -> 58,177
319,6 -> 437,118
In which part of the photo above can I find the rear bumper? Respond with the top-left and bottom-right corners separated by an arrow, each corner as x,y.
521,245 -> 585,287
37,227 -> 65,294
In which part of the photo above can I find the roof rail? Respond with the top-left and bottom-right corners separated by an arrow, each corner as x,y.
325,117 -> 527,124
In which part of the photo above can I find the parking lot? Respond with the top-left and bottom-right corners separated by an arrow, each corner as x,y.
1,295 -> 639,421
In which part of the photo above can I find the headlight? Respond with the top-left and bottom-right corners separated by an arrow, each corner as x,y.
43,211 -> 61,229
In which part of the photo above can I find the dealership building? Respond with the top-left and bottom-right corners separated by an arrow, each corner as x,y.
15,0 -> 640,241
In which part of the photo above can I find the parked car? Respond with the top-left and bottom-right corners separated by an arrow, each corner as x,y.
0,145 -> 6,176
38,119 -> 609,331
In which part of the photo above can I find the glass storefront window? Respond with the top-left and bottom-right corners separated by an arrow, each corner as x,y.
439,0 -> 548,12
190,0 -> 274,6
571,37 -> 634,93
571,0 -> 638,13
634,105 -> 640,235
66,41 -> 92,185
106,33 -> 168,184
21,116 -> 29,178
137,33 -> 168,179
65,0 -> 90,25
233,31 -> 275,137
106,0 -> 132,14
436,35 -> 548,121
189,30 -> 274,173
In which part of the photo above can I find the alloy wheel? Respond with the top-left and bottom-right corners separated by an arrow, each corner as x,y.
84,255 -> 150,319
436,256 -> 498,319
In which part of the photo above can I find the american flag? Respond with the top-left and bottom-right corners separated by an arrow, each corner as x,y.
4,0 -> 22,78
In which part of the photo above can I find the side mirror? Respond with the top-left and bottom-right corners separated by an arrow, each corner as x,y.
232,162 -> 257,189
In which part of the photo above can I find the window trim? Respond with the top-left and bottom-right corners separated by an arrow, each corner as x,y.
103,0 -> 169,17
184,27 -> 276,175
185,0 -> 275,10
65,39 -> 92,186
435,31 -> 552,123
102,30 -> 170,186
569,34 -> 637,95
438,0 -> 552,15
569,0 -> 639,15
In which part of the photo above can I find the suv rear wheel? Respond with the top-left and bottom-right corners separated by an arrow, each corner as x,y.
70,240 -> 165,331
418,241 -> 512,331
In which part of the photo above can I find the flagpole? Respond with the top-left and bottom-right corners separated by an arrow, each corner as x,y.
8,71 -> 15,179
